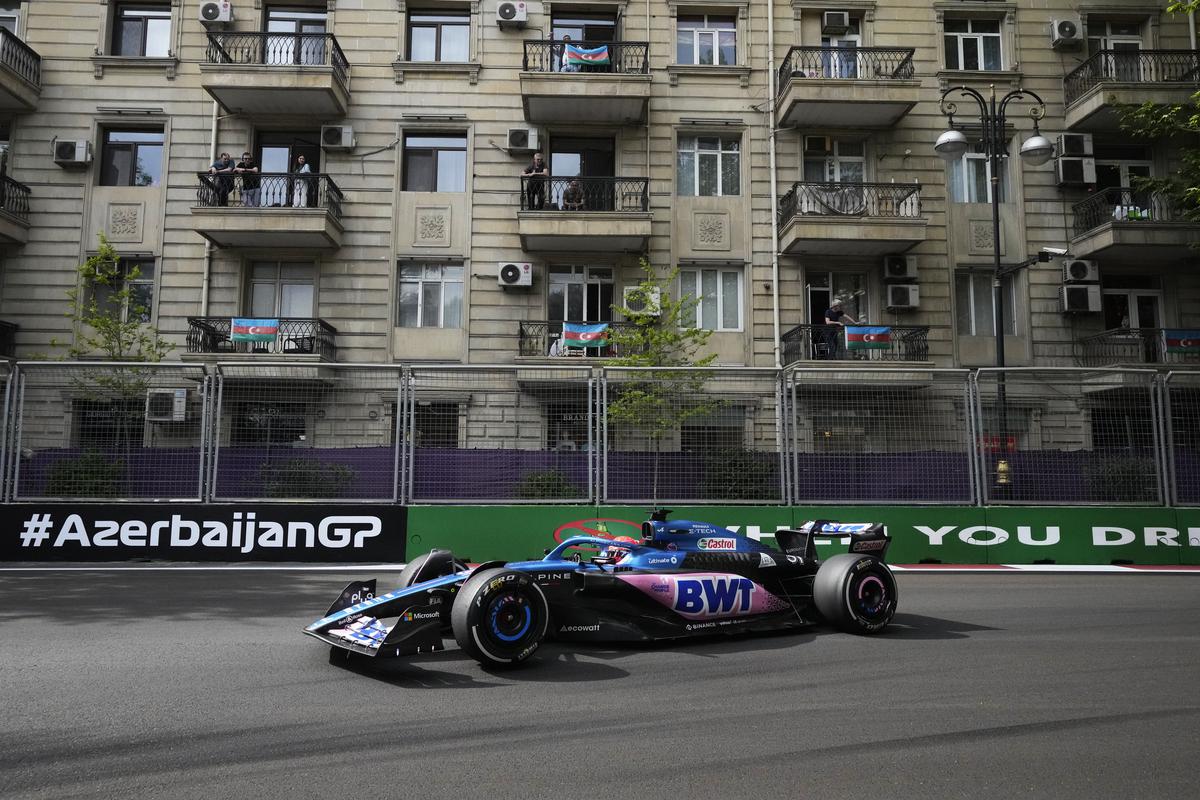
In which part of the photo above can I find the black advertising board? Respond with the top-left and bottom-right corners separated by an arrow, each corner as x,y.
0,504 -> 407,562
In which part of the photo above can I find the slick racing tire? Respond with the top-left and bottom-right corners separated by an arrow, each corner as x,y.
398,549 -> 468,588
452,568 -> 549,668
813,554 -> 897,634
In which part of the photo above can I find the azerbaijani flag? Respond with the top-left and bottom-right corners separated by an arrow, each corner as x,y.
1163,329 -> 1200,354
564,44 -> 610,67
845,326 -> 892,350
562,322 -> 609,348
231,318 -> 279,343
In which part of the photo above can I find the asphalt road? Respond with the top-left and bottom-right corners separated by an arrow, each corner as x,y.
1,569 -> 1197,800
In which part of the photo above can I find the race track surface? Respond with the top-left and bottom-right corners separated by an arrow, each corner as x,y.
1,570 -> 1197,799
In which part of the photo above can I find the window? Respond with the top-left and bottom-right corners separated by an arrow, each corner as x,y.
679,267 -> 742,331
112,3 -> 171,57
1087,20 -> 1142,56
265,7 -> 328,66
89,257 -> 155,324
681,407 -> 744,452
676,14 -> 736,65
407,11 -> 469,62
413,401 -> 459,448
398,264 -> 463,328
402,133 -> 467,192
803,137 -> 864,183
74,398 -> 144,449
1102,275 -> 1161,331
948,145 -> 1006,203
99,129 -> 164,187
944,18 -> 1002,71
249,262 -> 314,318
677,135 -> 740,196
230,401 -> 307,445
549,266 -> 613,323
955,272 -> 1015,336
0,2 -> 20,34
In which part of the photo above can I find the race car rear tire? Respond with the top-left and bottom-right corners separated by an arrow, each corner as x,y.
813,554 -> 897,634
452,568 -> 549,668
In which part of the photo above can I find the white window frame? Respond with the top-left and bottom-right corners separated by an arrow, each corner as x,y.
944,17 -> 1003,71
955,271 -> 1015,337
675,13 -> 737,66
0,2 -> 20,35
397,263 -> 463,328
679,266 -> 743,332
948,147 -> 1007,203
677,134 -> 741,197
803,136 -> 866,184
90,256 -> 156,324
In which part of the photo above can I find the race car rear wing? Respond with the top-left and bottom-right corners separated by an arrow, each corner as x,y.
775,521 -> 891,562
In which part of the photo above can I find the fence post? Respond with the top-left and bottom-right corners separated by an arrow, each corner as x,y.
210,365 -> 226,503
1162,371 -> 1177,507
393,366 -> 405,505
10,366 -> 24,501
600,367 -> 609,504
0,364 -> 11,503
970,370 -> 990,505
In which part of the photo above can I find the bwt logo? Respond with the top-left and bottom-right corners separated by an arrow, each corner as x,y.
674,577 -> 754,617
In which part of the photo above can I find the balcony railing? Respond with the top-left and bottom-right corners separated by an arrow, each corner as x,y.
519,320 -> 641,358
204,32 -> 349,88
1075,328 -> 1200,368
0,174 -> 31,222
520,176 -> 649,212
187,317 -> 337,360
0,28 -> 40,88
777,46 -> 915,94
0,319 -> 16,358
1064,49 -> 1200,105
782,324 -> 929,365
778,181 -> 922,225
195,173 -> 344,220
522,40 -> 649,74
1072,187 -> 1190,237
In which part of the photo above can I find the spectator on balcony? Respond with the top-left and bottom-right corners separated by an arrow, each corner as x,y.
292,154 -> 312,208
235,152 -> 260,207
523,152 -> 548,210
822,298 -> 858,359
558,34 -> 580,73
561,179 -> 585,211
208,152 -> 235,206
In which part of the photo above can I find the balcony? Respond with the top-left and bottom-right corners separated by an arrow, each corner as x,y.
520,41 -> 651,124
1064,50 -> 1200,131
190,173 -> 344,249
782,324 -> 930,366
1075,328 -> 1200,368
777,181 -> 926,256
776,46 -> 918,129
186,318 -> 337,361
0,175 -> 31,245
0,29 -> 40,111
518,320 -> 642,359
517,177 -> 652,253
1071,187 -> 1198,265
200,33 -> 350,117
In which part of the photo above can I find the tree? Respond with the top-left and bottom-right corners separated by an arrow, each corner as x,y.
605,258 -> 723,501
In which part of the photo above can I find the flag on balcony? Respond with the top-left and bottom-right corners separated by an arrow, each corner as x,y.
231,318 -> 279,343
562,322 -> 609,348
845,326 -> 892,350
1164,329 -> 1200,354
564,44 -> 610,67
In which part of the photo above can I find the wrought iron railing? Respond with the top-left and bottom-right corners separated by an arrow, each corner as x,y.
0,175 -> 31,222
0,28 -> 41,88
0,319 -> 16,358
186,317 -> 337,360
781,324 -> 930,365
777,46 -> 915,94
1072,187 -> 1190,237
519,320 -> 641,358
1075,328 -> 1200,368
522,40 -> 649,73
204,32 -> 349,88
1064,49 -> 1200,105
520,176 -> 649,212
194,173 -> 344,219
778,181 -> 922,225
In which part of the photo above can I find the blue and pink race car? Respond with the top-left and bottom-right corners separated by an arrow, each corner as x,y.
305,510 -> 899,668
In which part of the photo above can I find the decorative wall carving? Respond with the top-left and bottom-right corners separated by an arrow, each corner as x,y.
693,211 -> 730,251
414,206 -> 451,247
106,203 -> 144,243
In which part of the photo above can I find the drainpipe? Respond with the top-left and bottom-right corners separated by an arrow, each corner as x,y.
1191,11 -> 1197,51
200,99 -> 219,317
767,4 -> 781,369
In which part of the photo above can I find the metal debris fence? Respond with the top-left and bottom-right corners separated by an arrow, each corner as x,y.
0,361 -> 1195,506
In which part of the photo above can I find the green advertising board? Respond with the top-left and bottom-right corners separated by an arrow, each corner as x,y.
406,505 -> 1200,565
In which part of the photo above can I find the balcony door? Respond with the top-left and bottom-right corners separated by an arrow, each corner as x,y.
803,137 -> 865,214
1102,277 -> 1161,332
1088,20 -> 1142,81
257,130 -> 320,206
550,136 -> 615,209
807,272 -> 867,323
548,266 -> 614,325
551,12 -> 617,71
820,19 -> 861,78
265,6 -> 328,65
1095,147 -> 1152,210
249,261 -> 315,319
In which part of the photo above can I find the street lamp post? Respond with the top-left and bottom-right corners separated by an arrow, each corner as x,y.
935,85 -> 1052,494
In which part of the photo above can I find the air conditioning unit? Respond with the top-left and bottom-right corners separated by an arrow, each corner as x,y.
886,284 -> 920,310
623,286 -> 661,316
882,255 -> 918,282
146,389 -> 189,423
495,1 -> 527,29
506,127 -> 539,153
1061,284 -> 1101,313
52,139 -> 91,167
1050,18 -> 1081,50
1055,156 -> 1096,186
822,11 -> 851,35
498,261 -> 533,287
1057,133 -> 1094,157
321,125 -> 355,150
199,1 -> 233,25
1062,258 -> 1100,283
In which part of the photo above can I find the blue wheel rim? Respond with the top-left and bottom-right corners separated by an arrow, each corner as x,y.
488,593 -> 533,642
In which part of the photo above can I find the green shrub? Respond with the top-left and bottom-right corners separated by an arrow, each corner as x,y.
1084,456 -> 1158,503
701,448 -> 777,500
259,457 -> 355,499
46,450 -> 125,498
515,468 -> 582,500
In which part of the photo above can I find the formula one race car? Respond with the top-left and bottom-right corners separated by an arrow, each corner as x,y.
304,511 -> 898,669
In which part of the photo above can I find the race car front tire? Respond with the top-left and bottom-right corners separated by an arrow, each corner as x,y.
813,554 -> 897,634
452,568 -> 549,668
398,549 -> 468,588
